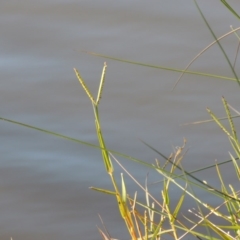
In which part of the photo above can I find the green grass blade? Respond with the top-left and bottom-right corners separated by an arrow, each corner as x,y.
217,225 -> 240,231
221,0 -> 240,19
203,218 -> 233,240
207,103 -> 240,157
173,193 -> 185,220
215,163 -> 229,198
229,187 -> 239,204
144,177 -> 152,223
206,108 -> 235,141
229,138 -> 240,159
96,122 -> 112,173
89,187 -> 116,195
85,51 -> 237,82
163,180 -> 170,206
229,152 -> 240,180
223,200 -> 235,226
194,0 -> 240,86
149,219 -> 165,240
93,105 -> 113,173
0,117 -> 99,147
153,157 -> 239,185
215,164 -> 238,228
182,114 -> 240,126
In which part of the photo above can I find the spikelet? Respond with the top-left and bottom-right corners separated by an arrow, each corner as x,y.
74,68 -> 96,105
96,62 -> 107,105
222,97 -> 237,140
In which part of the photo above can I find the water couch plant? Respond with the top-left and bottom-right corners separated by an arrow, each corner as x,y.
65,3 -> 240,238
72,60 -> 240,239
1,1 -> 240,239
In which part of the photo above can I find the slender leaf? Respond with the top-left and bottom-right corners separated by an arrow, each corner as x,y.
221,0 -> 240,19
229,152 -> 240,180
173,193 -> 185,220
206,108 -> 234,141
85,51 -> 237,81
195,0 -> 240,86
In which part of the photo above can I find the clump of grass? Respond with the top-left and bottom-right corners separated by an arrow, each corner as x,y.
1,1 -> 240,240
73,2 -> 240,239
73,62 -> 240,239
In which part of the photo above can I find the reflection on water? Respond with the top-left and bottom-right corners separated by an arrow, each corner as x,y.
1,0 -> 240,239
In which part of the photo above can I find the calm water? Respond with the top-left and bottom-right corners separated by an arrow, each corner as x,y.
1,1 -> 240,239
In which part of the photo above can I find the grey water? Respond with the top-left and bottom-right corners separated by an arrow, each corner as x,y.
1,1 -> 240,239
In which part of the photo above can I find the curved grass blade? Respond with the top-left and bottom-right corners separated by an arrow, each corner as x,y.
221,0 -> 240,19
230,25 -> 240,69
194,0 -> 240,86
172,26 -> 240,90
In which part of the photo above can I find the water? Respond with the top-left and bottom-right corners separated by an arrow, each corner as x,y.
1,1 -> 240,239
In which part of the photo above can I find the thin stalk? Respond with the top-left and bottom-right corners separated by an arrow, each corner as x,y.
1,116 -> 239,190
84,51 -> 237,82
194,0 -> 240,86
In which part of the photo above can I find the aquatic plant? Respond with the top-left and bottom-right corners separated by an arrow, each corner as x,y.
1,1 -> 240,239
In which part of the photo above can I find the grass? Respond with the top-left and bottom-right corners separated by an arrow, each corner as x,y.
74,68 -> 240,239
1,1 -> 240,240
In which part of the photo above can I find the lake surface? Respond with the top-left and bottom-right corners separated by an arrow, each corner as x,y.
1,1 -> 240,239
